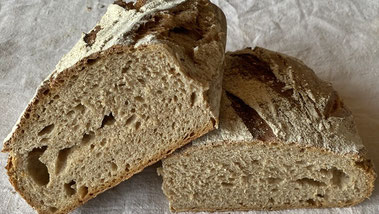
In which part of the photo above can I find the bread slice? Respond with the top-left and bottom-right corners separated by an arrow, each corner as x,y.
2,0 -> 226,213
160,47 -> 376,212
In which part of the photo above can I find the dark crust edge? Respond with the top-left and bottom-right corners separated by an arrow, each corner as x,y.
3,43 -> 219,214
224,47 -> 372,157
162,140 -> 376,212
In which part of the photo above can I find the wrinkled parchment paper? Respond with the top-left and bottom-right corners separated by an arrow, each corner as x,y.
1,0 -> 379,213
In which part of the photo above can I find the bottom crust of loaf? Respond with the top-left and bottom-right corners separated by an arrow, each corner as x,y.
161,141 -> 376,212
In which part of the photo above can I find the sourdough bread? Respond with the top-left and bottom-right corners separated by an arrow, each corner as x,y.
160,47 -> 376,212
2,0 -> 226,213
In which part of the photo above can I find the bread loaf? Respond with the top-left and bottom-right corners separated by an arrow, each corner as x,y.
160,47 -> 376,212
2,0 -> 226,213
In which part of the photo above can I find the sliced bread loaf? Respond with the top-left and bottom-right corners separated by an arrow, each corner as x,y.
2,0 -> 226,213
160,47 -> 376,212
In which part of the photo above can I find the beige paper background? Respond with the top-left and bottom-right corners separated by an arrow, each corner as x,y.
0,0 -> 378,213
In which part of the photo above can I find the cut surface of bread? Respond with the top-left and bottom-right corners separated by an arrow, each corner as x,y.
2,0 -> 226,213
160,47 -> 376,212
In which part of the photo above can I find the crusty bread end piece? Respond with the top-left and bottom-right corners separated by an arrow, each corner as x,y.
160,47 -> 376,212
2,0 -> 226,213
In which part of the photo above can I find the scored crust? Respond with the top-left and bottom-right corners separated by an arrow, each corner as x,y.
160,47 -> 376,212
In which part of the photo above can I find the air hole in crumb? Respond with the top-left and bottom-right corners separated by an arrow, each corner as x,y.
40,138 -> 48,143
43,89 -> 50,95
306,199 -> 316,206
296,178 -> 326,187
157,90 -> 162,94
74,104 -> 86,113
210,118 -> 216,127
221,182 -> 233,187
316,194 -> 324,198
64,180 -> 76,196
100,112 -> 116,128
137,78 -> 145,85
125,100 -> 129,105
131,108 -> 136,113
169,68 -> 176,75
100,139 -> 107,146
300,148 -> 305,153
56,147 -> 72,174
122,65 -> 130,74
135,121 -> 141,130
27,146 -> 49,186
48,207 -> 58,213
38,124 -> 55,136
87,58 -> 97,65
67,110 -> 74,116
90,144 -> 95,150
134,96 -> 144,102
267,177 -> 282,184
96,153 -> 102,158
111,162 -> 118,171
78,186 -> 88,199
190,92 -> 197,106
330,167 -> 349,188
125,115 -> 137,126
53,95 -> 59,100
82,131 -> 95,145
173,95 -> 178,102
125,164 -> 130,172
269,198 -> 274,203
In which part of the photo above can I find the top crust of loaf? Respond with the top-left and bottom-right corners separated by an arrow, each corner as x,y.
54,0 -> 186,74
2,0 -> 226,153
192,47 -> 364,155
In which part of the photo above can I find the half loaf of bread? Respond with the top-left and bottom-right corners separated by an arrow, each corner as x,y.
160,47 -> 376,212
2,0 -> 226,213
